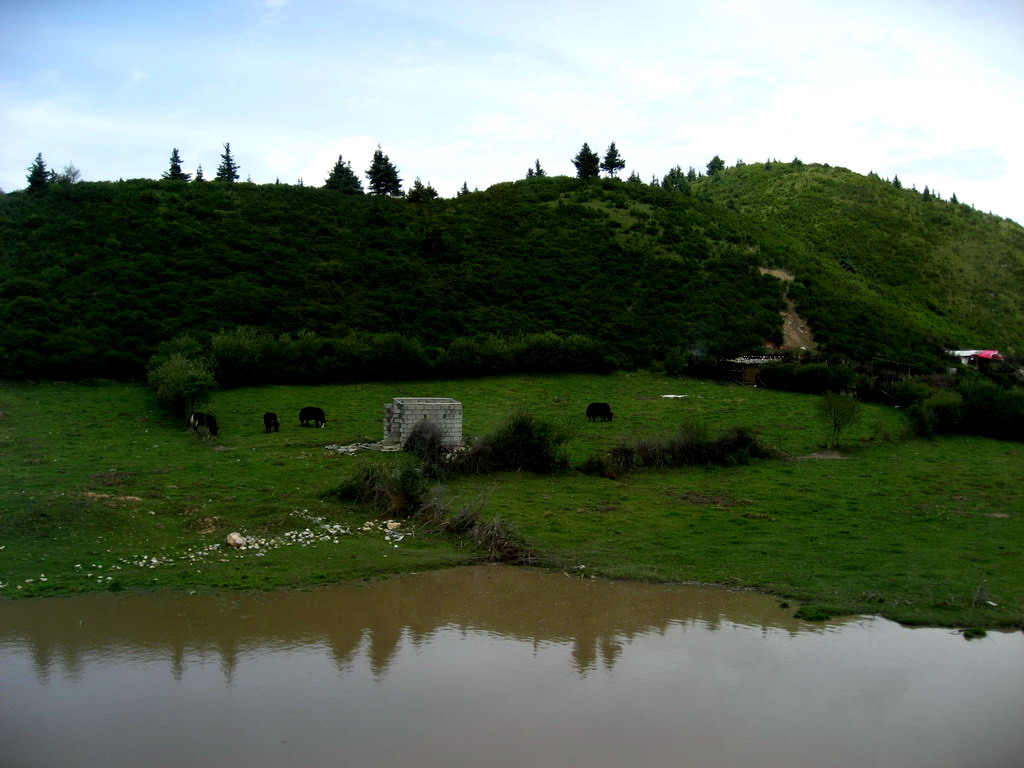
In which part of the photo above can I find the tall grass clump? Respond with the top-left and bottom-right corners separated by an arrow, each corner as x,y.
448,411 -> 570,475
325,464 -> 427,518
579,418 -> 772,478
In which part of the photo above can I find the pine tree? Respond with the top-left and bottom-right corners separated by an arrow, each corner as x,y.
162,148 -> 192,181
686,166 -> 698,182
26,153 -> 49,192
194,164 -> 206,182
458,181 -> 470,197
215,142 -> 239,183
661,165 -> 690,193
526,166 -> 534,179
706,155 -> 725,176
324,155 -> 364,194
572,143 -> 600,179
627,170 -> 642,184
407,177 -> 438,203
600,142 -> 626,177
533,159 -> 546,177
365,146 -> 402,196
892,174 -> 902,189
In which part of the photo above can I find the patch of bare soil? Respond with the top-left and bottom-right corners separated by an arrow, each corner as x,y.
81,491 -> 144,503
799,450 -> 847,460
664,490 -> 754,507
759,267 -> 817,352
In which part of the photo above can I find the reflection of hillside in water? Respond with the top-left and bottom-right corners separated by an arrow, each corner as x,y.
0,565 -> 851,681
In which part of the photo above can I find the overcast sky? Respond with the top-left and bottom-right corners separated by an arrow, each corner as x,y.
2,0 -> 1022,223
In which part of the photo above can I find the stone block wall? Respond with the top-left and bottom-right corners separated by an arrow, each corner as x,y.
382,397 -> 463,449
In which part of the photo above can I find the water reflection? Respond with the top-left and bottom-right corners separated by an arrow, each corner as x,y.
2,565 -> 1022,768
1,565 -> 842,681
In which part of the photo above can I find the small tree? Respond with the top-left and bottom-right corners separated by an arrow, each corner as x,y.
706,155 -> 725,176
600,141 -> 626,177
26,153 -> 49,192
532,159 -> 546,177
215,142 -> 239,183
324,154 -> 363,193
892,174 -> 902,189
407,177 -> 438,203
366,146 -> 403,196
572,142 -> 600,179
54,163 -> 81,185
661,165 -> 690,193
148,353 -> 216,419
458,181 -> 470,196
162,148 -> 191,181
818,391 -> 862,449
194,164 -> 206,182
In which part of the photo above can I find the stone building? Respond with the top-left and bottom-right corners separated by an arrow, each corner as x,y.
382,397 -> 463,450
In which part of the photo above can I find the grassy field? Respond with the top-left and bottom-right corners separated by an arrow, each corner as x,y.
1,372 -> 1021,629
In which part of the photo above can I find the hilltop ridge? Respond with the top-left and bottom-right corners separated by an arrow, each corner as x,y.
1,161 -> 1021,380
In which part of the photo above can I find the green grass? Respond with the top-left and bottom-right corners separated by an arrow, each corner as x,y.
1,373 -> 1021,629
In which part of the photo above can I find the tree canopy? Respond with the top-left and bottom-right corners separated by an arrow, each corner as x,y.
324,155 -> 364,194
26,153 -> 49,192
706,155 -> 726,176
600,142 -> 626,177
215,143 -> 240,183
366,146 -> 403,196
572,143 -> 600,179
162,148 -> 192,182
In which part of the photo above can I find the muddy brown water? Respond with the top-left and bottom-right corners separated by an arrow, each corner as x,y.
1,565 -> 1021,768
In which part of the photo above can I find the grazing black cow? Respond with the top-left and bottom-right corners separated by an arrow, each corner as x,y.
586,402 -> 614,422
263,412 -> 280,433
299,406 -> 327,428
190,412 -> 219,437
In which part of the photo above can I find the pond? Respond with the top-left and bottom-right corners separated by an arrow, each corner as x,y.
1,565 -> 1021,768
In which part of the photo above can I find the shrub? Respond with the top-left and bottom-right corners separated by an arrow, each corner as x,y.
210,326 -> 276,387
147,353 -> 216,419
579,421 -> 771,475
326,463 -> 426,518
448,411 -> 570,475
905,390 -> 963,438
956,378 -> 1024,441
403,419 -> 450,478
818,391 -> 863,448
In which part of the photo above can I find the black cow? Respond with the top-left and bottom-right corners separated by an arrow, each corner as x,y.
190,412 -> 220,437
586,402 -> 613,422
263,412 -> 280,433
299,406 -> 327,428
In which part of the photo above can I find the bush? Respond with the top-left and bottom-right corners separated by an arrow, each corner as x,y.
759,361 -> 858,394
818,391 -> 863,448
403,419 -> 451,478
579,421 -> 771,475
956,378 -> 1024,441
448,412 -> 570,475
326,463 -> 426,518
147,353 -> 216,419
904,390 -> 962,438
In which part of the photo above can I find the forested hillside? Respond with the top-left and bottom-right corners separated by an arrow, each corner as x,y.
1,163 -> 1022,381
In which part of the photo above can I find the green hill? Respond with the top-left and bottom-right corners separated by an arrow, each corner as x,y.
1,163 -> 1022,381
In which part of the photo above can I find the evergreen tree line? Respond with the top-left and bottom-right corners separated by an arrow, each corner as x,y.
21,140 -> 968,212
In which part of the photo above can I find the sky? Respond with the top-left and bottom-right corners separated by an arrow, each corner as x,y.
2,0 -> 1023,223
